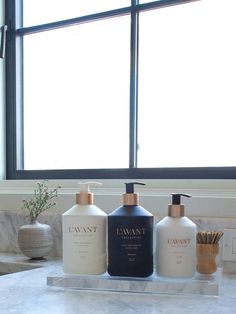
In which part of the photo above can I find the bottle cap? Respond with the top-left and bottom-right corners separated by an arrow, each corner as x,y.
76,182 -> 102,205
123,182 -> 145,206
168,193 -> 191,218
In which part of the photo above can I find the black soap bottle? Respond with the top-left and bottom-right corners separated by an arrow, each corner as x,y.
108,182 -> 153,277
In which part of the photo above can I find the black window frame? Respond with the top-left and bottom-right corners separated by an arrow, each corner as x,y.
5,0 -> 236,180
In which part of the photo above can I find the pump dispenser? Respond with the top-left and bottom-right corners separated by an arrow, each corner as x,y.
123,182 -> 145,205
108,182 -> 153,277
168,193 -> 191,217
76,182 -> 96,205
155,193 -> 196,278
62,182 -> 107,275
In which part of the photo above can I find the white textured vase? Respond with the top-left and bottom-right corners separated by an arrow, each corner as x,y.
18,220 -> 53,259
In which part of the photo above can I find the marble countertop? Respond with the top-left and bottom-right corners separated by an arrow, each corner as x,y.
0,253 -> 236,314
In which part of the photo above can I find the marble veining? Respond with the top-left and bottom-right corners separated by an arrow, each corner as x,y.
0,253 -> 236,314
0,210 -> 62,257
1,210 -> 236,264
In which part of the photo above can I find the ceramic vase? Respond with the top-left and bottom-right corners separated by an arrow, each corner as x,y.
18,220 -> 53,259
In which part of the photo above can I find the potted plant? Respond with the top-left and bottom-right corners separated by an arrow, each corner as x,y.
18,180 -> 61,260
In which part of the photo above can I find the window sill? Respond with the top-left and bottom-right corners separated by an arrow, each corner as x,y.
0,179 -> 236,217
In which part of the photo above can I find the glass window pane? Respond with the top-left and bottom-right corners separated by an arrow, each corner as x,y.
23,0 -> 130,27
23,16 -> 130,170
138,0 -> 236,168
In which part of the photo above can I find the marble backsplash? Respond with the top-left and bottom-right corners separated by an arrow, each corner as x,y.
0,210 -> 62,257
0,209 -> 236,266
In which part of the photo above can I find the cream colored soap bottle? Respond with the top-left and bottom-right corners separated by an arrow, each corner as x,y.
155,193 -> 196,278
62,182 -> 107,275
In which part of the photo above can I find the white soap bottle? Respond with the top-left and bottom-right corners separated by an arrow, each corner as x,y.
62,182 -> 107,275
155,193 -> 196,278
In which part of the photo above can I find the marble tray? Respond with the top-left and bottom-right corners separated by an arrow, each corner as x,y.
47,269 -> 221,296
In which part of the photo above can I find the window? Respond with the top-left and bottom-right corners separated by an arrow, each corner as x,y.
4,0 -> 236,179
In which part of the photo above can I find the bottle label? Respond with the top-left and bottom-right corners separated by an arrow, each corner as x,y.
108,216 -> 153,276
116,227 -> 146,239
167,238 -> 193,265
68,226 -> 98,234
156,234 -> 196,277
167,238 -> 191,246
63,217 -> 106,273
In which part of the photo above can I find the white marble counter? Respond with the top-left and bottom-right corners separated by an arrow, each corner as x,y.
0,253 -> 236,314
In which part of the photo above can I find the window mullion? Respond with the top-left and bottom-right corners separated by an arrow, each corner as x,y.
129,0 -> 139,168
6,0 -> 24,178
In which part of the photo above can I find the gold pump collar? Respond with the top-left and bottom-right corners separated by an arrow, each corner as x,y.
123,193 -> 139,206
76,193 -> 93,205
168,204 -> 185,218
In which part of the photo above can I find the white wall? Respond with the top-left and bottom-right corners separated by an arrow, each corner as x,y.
0,0 -> 6,179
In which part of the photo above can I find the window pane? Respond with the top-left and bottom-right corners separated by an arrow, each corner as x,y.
23,16 -> 130,170
138,0 -> 236,168
23,0 -> 130,26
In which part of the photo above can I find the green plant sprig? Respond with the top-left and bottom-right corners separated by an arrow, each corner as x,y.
22,180 -> 61,222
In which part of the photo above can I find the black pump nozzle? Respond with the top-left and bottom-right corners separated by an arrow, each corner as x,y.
171,193 -> 191,205
125,182 -> 146,194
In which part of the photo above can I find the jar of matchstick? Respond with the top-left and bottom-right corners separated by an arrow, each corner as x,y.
196,243 -> 219,274
196,231 -> 223,275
